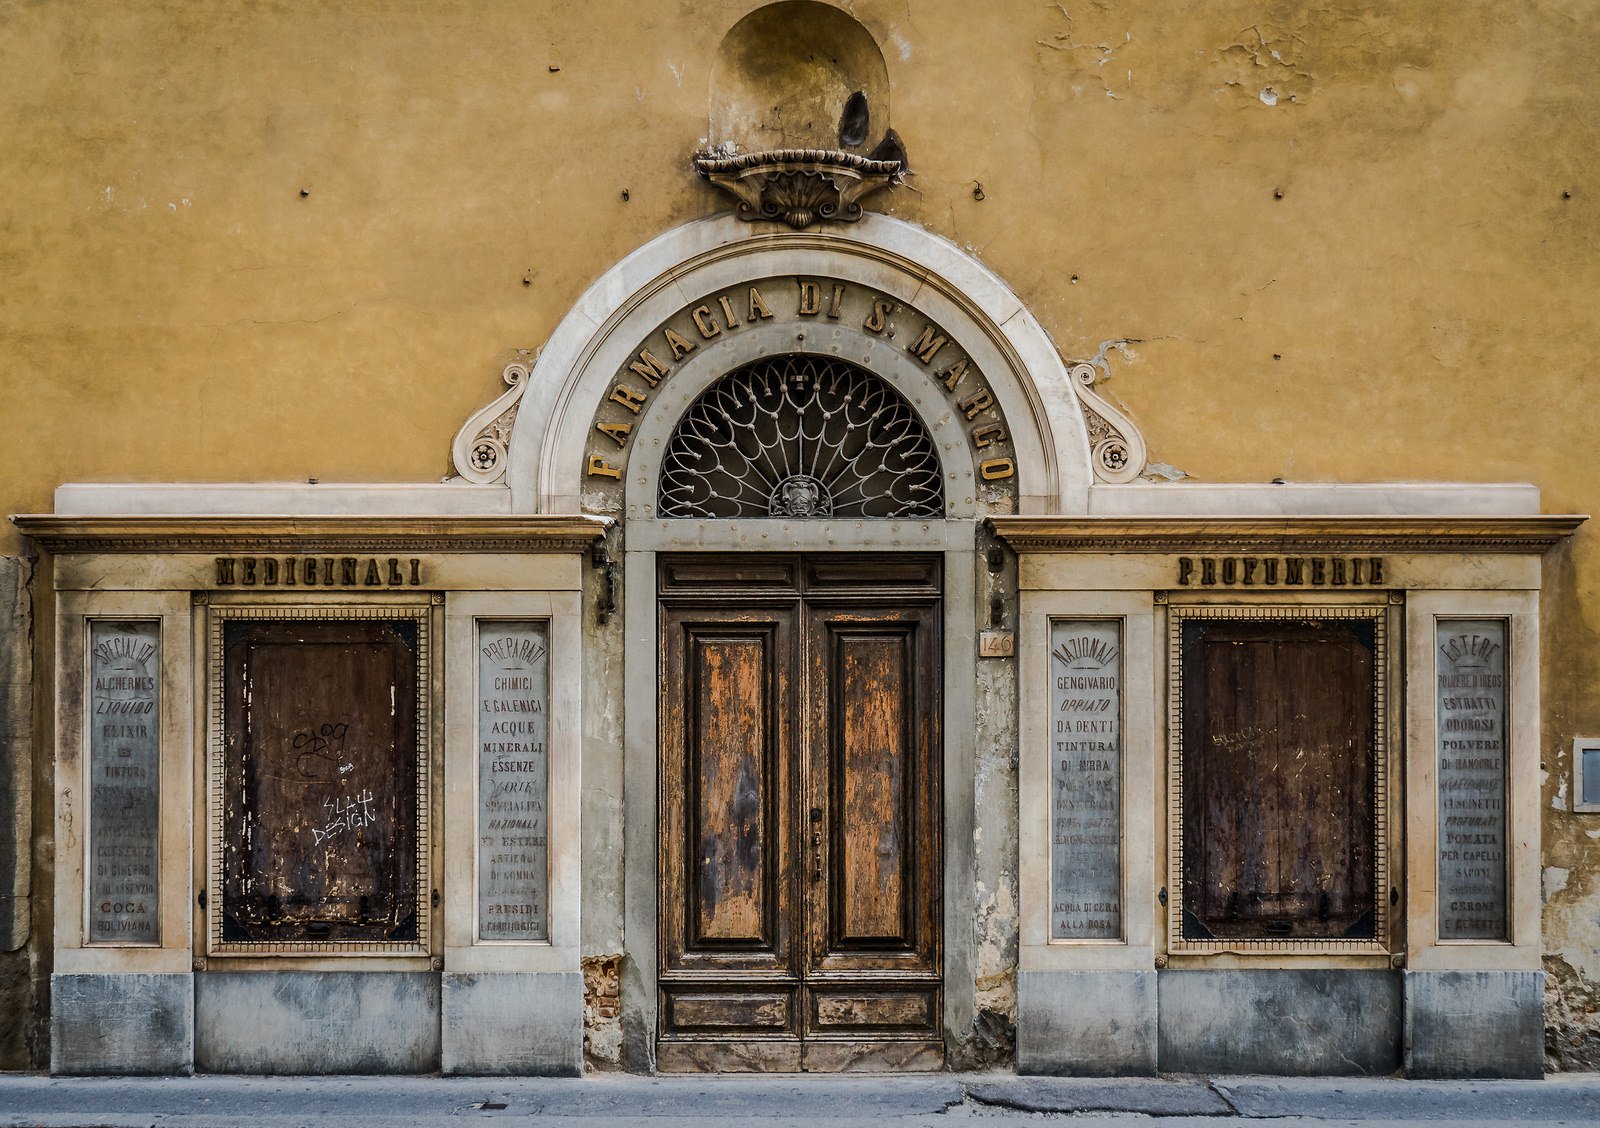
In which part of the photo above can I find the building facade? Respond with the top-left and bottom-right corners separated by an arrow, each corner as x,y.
2,1 -> 1598,1077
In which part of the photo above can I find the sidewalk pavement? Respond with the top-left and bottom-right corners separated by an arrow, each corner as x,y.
1,1072 -> 1598,1128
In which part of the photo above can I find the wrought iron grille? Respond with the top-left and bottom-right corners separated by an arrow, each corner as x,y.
657,355 -> 945,519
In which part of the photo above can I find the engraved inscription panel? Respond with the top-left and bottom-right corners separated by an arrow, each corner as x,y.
1436,619 -> 1508,941
88,621 -> 160,945
478,622 -> 549,942
1049,621 -> 1122,941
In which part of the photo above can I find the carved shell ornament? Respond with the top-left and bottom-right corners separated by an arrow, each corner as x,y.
449,360 -> 532,485
694,147 -> 904,231
1067,362 -> 1147,484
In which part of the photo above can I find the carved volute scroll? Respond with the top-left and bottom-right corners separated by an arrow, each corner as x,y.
1068,362 -> 1147,484
450,361 -> 531,485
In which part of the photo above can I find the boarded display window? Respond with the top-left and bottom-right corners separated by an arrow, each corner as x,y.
215,615 -> 426,948
1177,613 -> 1382,945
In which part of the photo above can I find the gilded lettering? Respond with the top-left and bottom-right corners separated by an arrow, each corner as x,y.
717,294 -> 740,330
938,357 -> 969,391
627,348 -> 671,387
262,557 -> 278,585
587,455 -> 623,479
827,282 -> 845,319
341,558 -> 357,585
957,389 -> 994,419
971,422 -> 1007,448
1332,558 -> 1347,585
387,558 -> 403,585
1264,558 -> 1278,584
1242,558 -> 1257,585
863,297 -> 892,333
1221,558 -> 1237,585
409,558 -> 421,585
1370,557 -> 1385,584
1201,559 -> 1216,585
608,384 -> 649,414
690,305 -> 722,339
282,556 -> 296,586
242,558 -> 257,585
979,457 -> 1015,480
1285,559 -> 1304,585
747,286 -> 773,321
595,420 -> 633,447
1311,558 -> 1327,585
1177,557 -> 1194,586
215,558 -> 236,585
364,559 -> 382,586
908,324 -> 947,364
662,327 -> 696,360
798,279 -> 821,315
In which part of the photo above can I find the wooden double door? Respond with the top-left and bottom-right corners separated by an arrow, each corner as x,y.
657,555 -> 944,1071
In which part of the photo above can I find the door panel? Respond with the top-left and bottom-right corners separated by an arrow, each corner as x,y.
658,556 -> 942,1072
660,610 -> 794,979
835,633 -> 909,943
691,636 -> 773,945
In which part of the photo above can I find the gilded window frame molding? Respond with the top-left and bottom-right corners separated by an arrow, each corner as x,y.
1164,599 -> 1396,958
203,599 -> 437,959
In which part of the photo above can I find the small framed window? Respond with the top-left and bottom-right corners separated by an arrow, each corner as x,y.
1574,738 -> 1600,814
206,603 -> 433,956
1167,604 -> 1390,955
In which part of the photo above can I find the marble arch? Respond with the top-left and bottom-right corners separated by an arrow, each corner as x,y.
502,212 -> 1105,516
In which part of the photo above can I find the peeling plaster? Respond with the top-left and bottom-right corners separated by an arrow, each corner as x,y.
1545,866 -> 1570,903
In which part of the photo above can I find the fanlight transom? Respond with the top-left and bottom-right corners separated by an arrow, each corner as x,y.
657,355 -> 945,519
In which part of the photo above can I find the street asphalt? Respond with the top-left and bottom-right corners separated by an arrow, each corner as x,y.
0,1072 -> 1598,1127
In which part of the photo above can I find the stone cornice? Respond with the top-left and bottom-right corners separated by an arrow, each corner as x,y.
986,515 -> 1587,554
10,515 -> 611,555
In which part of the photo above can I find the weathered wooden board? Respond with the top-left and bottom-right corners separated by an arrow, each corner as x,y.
1181,619 -> 1376,941
221,619 -> 418,944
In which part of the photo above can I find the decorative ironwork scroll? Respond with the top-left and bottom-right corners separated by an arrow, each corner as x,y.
657,355 -> 944,519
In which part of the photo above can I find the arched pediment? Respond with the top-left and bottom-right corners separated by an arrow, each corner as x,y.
494,213 -> 1123,516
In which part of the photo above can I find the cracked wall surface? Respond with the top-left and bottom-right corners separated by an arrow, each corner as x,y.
2,0 -> 1599,1068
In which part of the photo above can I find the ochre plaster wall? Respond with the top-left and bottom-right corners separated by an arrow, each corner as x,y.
3,1 -> 1598,1068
